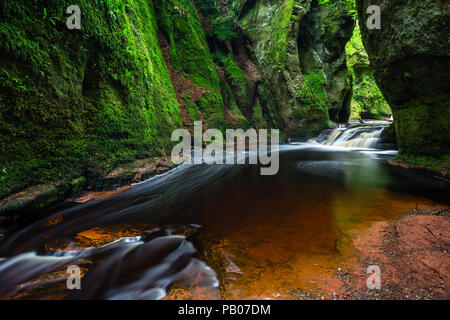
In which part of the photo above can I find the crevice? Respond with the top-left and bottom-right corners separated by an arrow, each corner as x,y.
238,0 -> 257,20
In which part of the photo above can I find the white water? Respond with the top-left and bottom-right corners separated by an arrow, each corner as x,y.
312,123 -> 387,149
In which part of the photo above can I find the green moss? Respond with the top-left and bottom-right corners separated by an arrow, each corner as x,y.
295,70 -> 331,130
183,91 -> 202,122
263,0 -> 295,70
398,154 -> 450,176
0,0 -> 183,199
195,0 -> 222,19
293,76 -> 332,136
229,101 -> 250,128
154,0 -> 226,130
218,53 -> 251,120
211,17 -> 238,42
318,0 -> 357,19
251,99 -> 268,129
301,71 -> 327,107
346,24 -> 391,119
394,101 -> 450,157
221,54 -> 247,92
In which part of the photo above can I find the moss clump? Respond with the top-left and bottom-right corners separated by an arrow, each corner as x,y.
294,70 -> 333,133
211,17 -> 238,42
318,0 -> 357,18
300,71 -> 327,108
218,53 -> 251,119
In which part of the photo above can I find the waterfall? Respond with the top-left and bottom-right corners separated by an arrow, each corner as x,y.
312,123 -> 387,149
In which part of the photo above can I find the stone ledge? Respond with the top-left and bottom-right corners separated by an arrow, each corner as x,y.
0,157 -> 176,229
389,158 -> 450,181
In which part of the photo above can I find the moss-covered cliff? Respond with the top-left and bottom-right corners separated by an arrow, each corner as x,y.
356,0 -> 450,158
0,0 -> 355,201
154,0 -> 227,130
0,0 -> 184,199
345,24 -> 390,120
225,0 -> 355,135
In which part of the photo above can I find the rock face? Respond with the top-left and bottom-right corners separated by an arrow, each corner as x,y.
297,1 -> 355,124
0,0 -> 355,202
0,0 -> 184,199
154,0 -> 228,131
346,24 -> 391,120
226,0 -> 355,135
356,0 -> 450,157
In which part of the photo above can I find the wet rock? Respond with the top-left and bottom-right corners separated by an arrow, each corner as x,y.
379,123 -> 397,148
0,182 -> 67,229
297,2 -> 355,123
0,177 -> 86,229
389,158 -> 450,181
89,156 -> 176,191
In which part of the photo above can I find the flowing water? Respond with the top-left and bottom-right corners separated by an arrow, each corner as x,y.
0,122 -> 449,300
311,122 -> 388,148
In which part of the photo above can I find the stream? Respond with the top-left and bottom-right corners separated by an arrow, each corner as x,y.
0,122 -> 449,300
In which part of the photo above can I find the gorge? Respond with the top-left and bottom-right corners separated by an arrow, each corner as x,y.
0,0 -> 449,301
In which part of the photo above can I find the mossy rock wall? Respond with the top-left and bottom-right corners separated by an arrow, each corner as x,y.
346,24 -> 391,120
0,0 -> 357,201
154,0 -> 226,130
0,0 -> 182,199
226,0 -> 355,136
356,0 -> 450,157
298,1 -> 355,124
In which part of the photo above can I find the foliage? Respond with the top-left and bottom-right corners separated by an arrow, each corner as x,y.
297,71 -> 327,108
211,17 -> 238,42
221,54 -> 247,93
346,24 -> 391,119
318,0 -> 357,19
